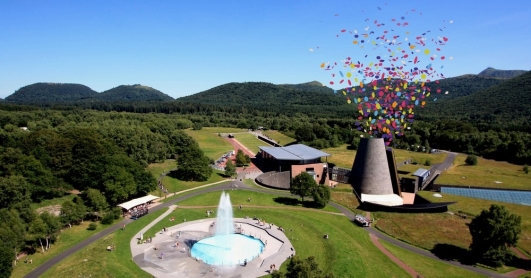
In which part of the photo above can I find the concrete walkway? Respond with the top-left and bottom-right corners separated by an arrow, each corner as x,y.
130,212 -> 294,278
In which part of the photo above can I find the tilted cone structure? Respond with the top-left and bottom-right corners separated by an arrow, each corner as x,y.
349,138 -> 403,206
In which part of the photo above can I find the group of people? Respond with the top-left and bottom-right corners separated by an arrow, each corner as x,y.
269,264 -> 277,272
128,203 -> 149,219
106,245 -> 117,251
206,210 -> 214,217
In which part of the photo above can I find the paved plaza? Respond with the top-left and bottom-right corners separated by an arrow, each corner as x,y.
130,206 -> 295,277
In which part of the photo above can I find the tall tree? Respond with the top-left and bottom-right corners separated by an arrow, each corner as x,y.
290,172 -> 317,202
29,217 -> 48,253
0,246 -> 13,278
175,145 -> 212,181
235,149 -> 247,166
40,212 -> 61,251
224,159 -> 236,178
312,185 -> 331,208
469,204 -> 522,266
82,189 -> 109,220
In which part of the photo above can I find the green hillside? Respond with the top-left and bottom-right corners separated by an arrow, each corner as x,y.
97,84 -> 173,101
477,67 -> 527,79
175,81 -> 344,107
422,71 -> 531,124
5,83 -> 98,103
424,74 -> 507,100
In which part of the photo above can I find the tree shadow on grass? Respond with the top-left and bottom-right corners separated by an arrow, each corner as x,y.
431,243 -> 476,265
506,255 -> 531,271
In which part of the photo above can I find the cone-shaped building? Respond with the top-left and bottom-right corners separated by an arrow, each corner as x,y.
350,138 -> 403,206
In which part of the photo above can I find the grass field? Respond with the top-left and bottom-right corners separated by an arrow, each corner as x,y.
379,240 -> 487,278
40,209 -> 167,278
232,133 -> 263,154
11,221 -> 105,278
39,204 -> 411,278
393,149 -> 447,165
436,154 -> 531,190
261,130 -> 296,146
159,170 -> 226,194
418,191 -> 531,255
322,144 -> 356,168
146,159 -> 176,179
177,190 -> 341,213
184,127 -> 241,160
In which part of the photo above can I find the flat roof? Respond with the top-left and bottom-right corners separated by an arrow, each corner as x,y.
412,168 -> 430,177
117,195 -> 158,210
259,144 -> 330,161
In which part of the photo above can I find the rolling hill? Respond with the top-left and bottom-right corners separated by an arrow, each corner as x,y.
4,83 -> 173,103
175,81 -> 344,107
477,67 -> 527,79
98,84 -> 173,101
6,83 -> 98,103
420,71 -> 531,124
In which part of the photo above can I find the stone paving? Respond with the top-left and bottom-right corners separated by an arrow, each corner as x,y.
130,207 -> 294,278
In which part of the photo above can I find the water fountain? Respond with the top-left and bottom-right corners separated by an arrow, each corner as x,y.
190,192 -> 265,265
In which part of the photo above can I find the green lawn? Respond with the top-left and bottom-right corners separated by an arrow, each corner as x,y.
137,207 -> 411,278
261,130 -> 296,146
39,204 -> 411,278
322,144 -> 356,168
436,154 -> 531,190
40,209 -> 167,278
232,133 -> 263,154
393,149 -> 447,165
11,221 -> 105,278
177,190 -> 341,213
157,170 -> 227,195
146,159 -> 176,179
379,240 -> 487,278
184,127 -> 240,160
418,191 -> 531,255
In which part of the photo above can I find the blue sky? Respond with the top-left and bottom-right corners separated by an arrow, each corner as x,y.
1,0 -> 530,99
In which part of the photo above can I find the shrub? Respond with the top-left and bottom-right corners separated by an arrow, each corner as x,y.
424,159 -> 431,166
87,223 -> 97,230
524,165 -> 529,174
465,155 -> 478,166
101,213 -> 115,225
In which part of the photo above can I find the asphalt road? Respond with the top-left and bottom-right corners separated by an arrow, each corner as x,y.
25,179 -> 505,278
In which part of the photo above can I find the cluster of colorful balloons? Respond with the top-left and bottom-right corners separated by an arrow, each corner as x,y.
321,7 -> 453,144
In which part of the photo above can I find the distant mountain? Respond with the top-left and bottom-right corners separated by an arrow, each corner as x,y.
6,83 -> 98,103
421,71 -> 531,124
4,83 -> 173,104
424,74 -> 508,100
98,85 -> 173,101
477,67 -> 527,79
175,81 -> 343,107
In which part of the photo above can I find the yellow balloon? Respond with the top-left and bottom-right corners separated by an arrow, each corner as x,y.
346,72 -> 352,77
424,49 -> 430,55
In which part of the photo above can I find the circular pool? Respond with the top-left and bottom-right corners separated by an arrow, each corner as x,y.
191,234 -> 265,266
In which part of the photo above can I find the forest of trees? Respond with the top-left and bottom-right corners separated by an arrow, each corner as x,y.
1,71 -> 531,274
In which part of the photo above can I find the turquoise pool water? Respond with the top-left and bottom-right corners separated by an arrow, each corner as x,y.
190,234 -> 265,266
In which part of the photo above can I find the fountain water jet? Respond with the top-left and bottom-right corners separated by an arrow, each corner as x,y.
215,191 -> 234,236
190,191 -> 264,265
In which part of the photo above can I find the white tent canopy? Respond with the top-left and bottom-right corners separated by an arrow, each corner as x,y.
117,195 -> 159,210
